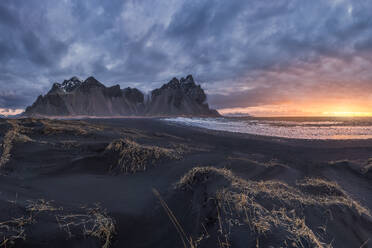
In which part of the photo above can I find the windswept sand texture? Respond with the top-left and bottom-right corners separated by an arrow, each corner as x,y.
172,167 -> 370,247
0,118 -> 372,247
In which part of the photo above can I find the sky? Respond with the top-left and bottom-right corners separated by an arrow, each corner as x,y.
1,0 -> 372,116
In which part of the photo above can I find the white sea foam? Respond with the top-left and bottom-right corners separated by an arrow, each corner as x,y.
163,117 -> 372,140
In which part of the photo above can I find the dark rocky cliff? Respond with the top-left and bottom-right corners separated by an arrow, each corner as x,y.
147,75 -> 219,116
24,75 -> 219,117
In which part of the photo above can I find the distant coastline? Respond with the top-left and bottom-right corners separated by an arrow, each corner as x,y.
163,116 -> 372,140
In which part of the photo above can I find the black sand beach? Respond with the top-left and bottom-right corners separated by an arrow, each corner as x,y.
1,118 -> 372,247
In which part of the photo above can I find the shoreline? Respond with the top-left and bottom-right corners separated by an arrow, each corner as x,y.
9,115 -> 372,143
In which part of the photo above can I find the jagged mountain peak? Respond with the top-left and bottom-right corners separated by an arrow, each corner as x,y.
147,74 -> 218,116
152,74 -> 206,104
60,76 -> 83,92
84,76 -> 101,85
49,76 -> 83,94
159,74 -> 196,91
25,75 -> 219,117
180,74 -> 194,84
48,76 -> 106,94
79,76 -> 105,92
64,76 -> 81,83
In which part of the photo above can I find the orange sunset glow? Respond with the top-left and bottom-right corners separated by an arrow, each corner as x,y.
218,101 -> 372,117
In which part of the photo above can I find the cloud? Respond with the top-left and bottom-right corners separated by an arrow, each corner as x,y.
0,0 -> 372,113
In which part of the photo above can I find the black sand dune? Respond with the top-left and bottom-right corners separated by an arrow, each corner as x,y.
0,118 -> 372,247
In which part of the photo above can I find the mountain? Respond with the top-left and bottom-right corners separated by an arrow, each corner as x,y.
147,75 -> 219,116
25,76 -> 145,116
24,75 -> 219,117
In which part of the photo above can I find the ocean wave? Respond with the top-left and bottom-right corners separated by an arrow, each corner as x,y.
163,117 -> 372,140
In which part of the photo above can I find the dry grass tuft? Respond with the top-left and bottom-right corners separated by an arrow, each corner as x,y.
176,167 -> 233,190
175,167 -> 371,248
0,215 -> 33,247
217,190 -> 326,247
38,119 -> 103,136
104,138 -> 181,173
1,199 -> 115,248
26,199 -> 63,212
15,118 -> 103,136
56,205 -> 115,248
0,120 -> 32,168
0,199 -> 61,247
0,118 -> 105,170
296,178 -> 345,197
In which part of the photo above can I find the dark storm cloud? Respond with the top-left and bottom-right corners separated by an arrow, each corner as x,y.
0,4 -> 19,28
0,0 -> 372,111
0,90 -> 36,108
208,87 -> 288,109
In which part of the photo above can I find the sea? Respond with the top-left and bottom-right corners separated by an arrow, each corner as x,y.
163,116 -> 372,140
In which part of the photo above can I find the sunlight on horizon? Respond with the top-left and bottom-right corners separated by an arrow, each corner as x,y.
0,108 -> 24,116
322,111 -> 372,117
218,103 -> 372,117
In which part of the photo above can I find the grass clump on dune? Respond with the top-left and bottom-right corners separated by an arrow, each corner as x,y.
0,215 -> 33,247
174,167 -> 371,248
104,138 -> 181,173
56,205 -> 115,248
0,120 -> 32,168
0,199 -> 67,247
0,199 -> 115,248
38,119 -> 103,136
